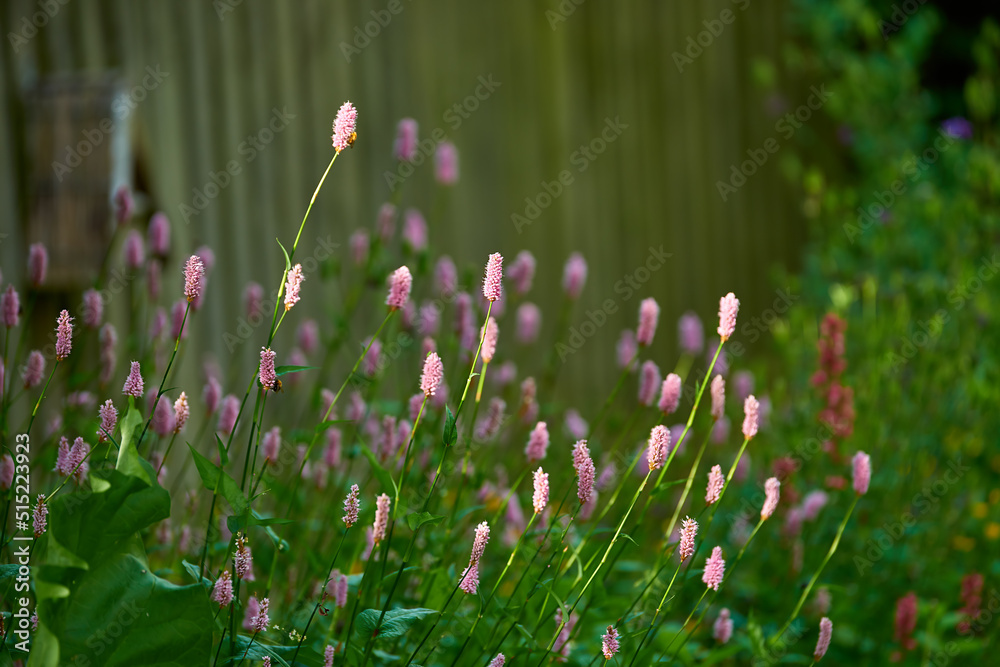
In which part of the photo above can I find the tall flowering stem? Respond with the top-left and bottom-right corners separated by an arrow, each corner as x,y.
25,361 -> 59,438
448,513 -> 538,666
770,494 -> 860,647
291,525 -> 350,665
662,428 -> 713,541
136,300 -> 190,450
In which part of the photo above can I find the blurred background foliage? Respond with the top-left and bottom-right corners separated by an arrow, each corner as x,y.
2,0 -> 1000,663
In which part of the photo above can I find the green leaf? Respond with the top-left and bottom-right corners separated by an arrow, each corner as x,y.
216,434 -> 229,467
355,608 -> 438,641
188,444 -> 248,516
116,403 -> 150,484
276,238 -> 292,272
406,512 -> 444,531
360,446 -> 397,498
226,510 -> 295,534
442,406 -> 457,446
181,560 -> 213,588
275,365 -> 318,377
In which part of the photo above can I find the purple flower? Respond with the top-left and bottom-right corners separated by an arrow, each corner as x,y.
33,494 -> 47,537
212,570 -> 233,607
713,608 -> 733,644
659,373 -> 682,414
717,292 -> 740,341
480,317 -> 499,363
532,467 -> 549,514
483,253 -> 504,302
572,440 -> 595,504
617,330 -> 637,370
525,421 -> 550,462
516,303 -> 541,344
941,116 -> 972,140
332,101 -> 358,153
83,289 -> 103,328
123,230 -> 145,270
646,425 -> 671,471
710,375 -> 725,420
184,255 -> 205,302
284,264 -> 304,311
28,243 -> 48,286
250,597 -> 269,633
343,484 -> 360,527
1,286 -> 19,328
852,450 -> 871,495
403,209 -> 428,252
420,352 -> 444,397
705,465 -> 724,505
702,546 -> 725,590
435,256 -> 458,294
679,517 -> 698,562
637,297 -> 660,347
742,395 -> 759,439
373,493 -> 391,545
394,117 -> 418,161
148,212 -> 171,256
601,625 -> 620,659
259,347 -> 277,391
122,361 -> 144,397
562,253 -> 587,300
153,395 -> 176,437
814,617 -> 833,660
507,250 -> 537,295
55,310 -> 73,360
386,266 -> 413,310
638,360 -> 661,407
761,477 -> 780,519
679,311 -> 704,355
435,141 -> 459,185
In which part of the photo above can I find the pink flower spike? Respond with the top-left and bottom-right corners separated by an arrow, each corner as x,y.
435,141 -> 459,185
113,185 -> 133,224
507,250 -> 536,295
562,252 -> 588,300
483,253 -> 503,302
480,317 -> 499,363
212,570 -> 233,607
679,516 -> 698,562
647,425 -> 671,471
2,286 -> 19,328
153,395 -> 176,437
259,347 -> 277,391
602,625 -> 620,659
184,255 -> 205,302
97,399 -> 118,442
22,351 -> 44,388
420,352 -> 444,397
435,256 -> 458,294
742,394 -> 760,439
217,395 -> 239,436
637,297 -> 660,347
148,212 -> 171,256
488,654 -> 505,667
572,440 -> 595,505
705,465 -> 724,505
718,292 -> 740,341
638,360 -> 661,407
83,289 -> 103,328
761,477 -> 780,519
659,373 -> 682,415
250,597 -> 270,633
350,229 -> 370,266
122,361 -> 144,397
343,483 -> 360,527
0,455 -> 12,491
244,282 -> 264,319
173,392 -> 189,433
403,208 -> 428,252
123,229 -> 145,270
262,427 -> 281,463
710,375 -> 725,421
702,546 -> 725,590
28,243 -> 48,286
55,310 -> 73,360
55,437 -> 71,476
532,467 -> 549,514
332,101 -> 358,153
471,521 -> 490,562
516,303 -> 541,344
852,451 -> 871,495
814,617 -> 833,660
323,644 -> 335,667
386,266 -> 412,310
234,534 -> 253,579
394,118 -> 418,162
33,494 -> 47,537
203,376 -> 221,415
373,494 -> 390,545
617,329 -> 637,370
458,560 -> 479,595
525,421 -> 550,462
713,608 -> 733,644
679,312 -> 704,355
284,264 -> 304,311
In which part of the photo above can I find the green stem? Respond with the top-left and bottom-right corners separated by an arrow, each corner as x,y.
25,360 -> 59,438
291,526 -> 350,664
136,301 -> 190,451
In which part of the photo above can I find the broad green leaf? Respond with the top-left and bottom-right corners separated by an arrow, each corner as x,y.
116,403 -> 150,484
216,434 -> 229,466
406,512 -> 444,532
355,608 -> 437,641
442,406 -> 457,446
181,560 -> 213,588
188,444 -> 248,516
